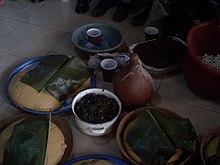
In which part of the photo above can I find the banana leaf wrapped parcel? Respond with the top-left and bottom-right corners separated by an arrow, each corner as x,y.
3,117 -> 49,165
21,55 -> 90,101
10,55 -> 91,111
21,55 -> 69,92
124,109 -> 197,165
45,56 -> 90,101
0,116 -> 68,165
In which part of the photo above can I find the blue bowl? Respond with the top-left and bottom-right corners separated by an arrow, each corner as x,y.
63,154 -> 130,165
72,23 -> 124,55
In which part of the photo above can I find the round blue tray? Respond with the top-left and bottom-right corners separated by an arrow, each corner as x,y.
6,55 -> 96,115
63,154 -> 130,165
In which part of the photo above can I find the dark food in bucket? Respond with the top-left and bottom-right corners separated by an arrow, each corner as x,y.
133,37 -> 187,69
75,93 -> 119,124
124,109 -> 196,165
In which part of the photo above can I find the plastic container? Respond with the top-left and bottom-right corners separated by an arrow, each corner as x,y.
72,88 -> 122,136
183,22 -> 220,98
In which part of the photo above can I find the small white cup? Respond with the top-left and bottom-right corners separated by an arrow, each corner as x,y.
100,58 -> 118,82
144,26 -> 159,41
87,28 -> 102,45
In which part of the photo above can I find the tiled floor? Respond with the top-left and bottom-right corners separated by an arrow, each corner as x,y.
0,0 -> 220,164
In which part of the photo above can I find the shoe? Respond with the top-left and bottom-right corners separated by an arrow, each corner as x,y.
113,2 -> 130,22
75,0 -> 89,14
130,3 -> 152,26
91,0 -> 114,17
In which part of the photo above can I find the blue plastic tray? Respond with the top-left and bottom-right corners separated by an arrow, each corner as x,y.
6,55 -> 96,115
63,154 -> 130,165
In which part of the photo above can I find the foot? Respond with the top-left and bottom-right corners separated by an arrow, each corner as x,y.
75,0 -> 89,14
130,3 -> 152,26
91,0 -> 114,17
113,2 -> 130,22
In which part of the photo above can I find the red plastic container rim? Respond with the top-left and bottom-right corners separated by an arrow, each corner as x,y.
187,22 -> 220,77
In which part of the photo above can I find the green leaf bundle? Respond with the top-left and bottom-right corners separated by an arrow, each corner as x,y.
3,117 -> 49,165
20,55 -> 90,101
126,109 -> 196,165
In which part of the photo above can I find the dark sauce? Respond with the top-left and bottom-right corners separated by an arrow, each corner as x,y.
133,37 -> 187,69
75,93 -> 119,124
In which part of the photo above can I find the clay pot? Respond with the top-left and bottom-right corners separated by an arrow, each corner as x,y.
113,53 -> 154,110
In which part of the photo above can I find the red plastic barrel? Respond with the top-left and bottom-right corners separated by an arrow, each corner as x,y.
183,22 -> 220,98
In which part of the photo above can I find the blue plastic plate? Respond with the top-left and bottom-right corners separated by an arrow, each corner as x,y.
6,55 -> 96,115
63,154 -> 130,165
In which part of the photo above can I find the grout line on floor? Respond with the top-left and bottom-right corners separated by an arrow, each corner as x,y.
0,49 -> 27,60
48,32 -> 69,53
0,21 -> 23,42
162,96 -> 220,114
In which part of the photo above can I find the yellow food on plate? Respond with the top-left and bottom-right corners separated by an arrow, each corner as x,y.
205,136 -> 219,159
45,122 -> 67,165
9,71 -> 90,112
9,72 -> 62,111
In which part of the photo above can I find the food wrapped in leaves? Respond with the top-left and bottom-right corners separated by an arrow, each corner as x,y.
125,109 -> 196,165
46,56 -> 90,101
21,55 -> 69,92
3,117 -> 49,165
20,55 -> 90,102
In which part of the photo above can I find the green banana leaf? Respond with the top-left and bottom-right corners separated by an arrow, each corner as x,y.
127,111 -> 176,165
46,56 -> 90,101
21,55 -> 69,92
150,109 -> 196,154
126,109 -> 196,165
3,117 -> 49,165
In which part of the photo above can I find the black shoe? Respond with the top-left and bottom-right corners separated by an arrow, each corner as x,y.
91,0 -> 114,17
130,3 -> 152,26
113,2 -> 130,22
75,0 -> 89,14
